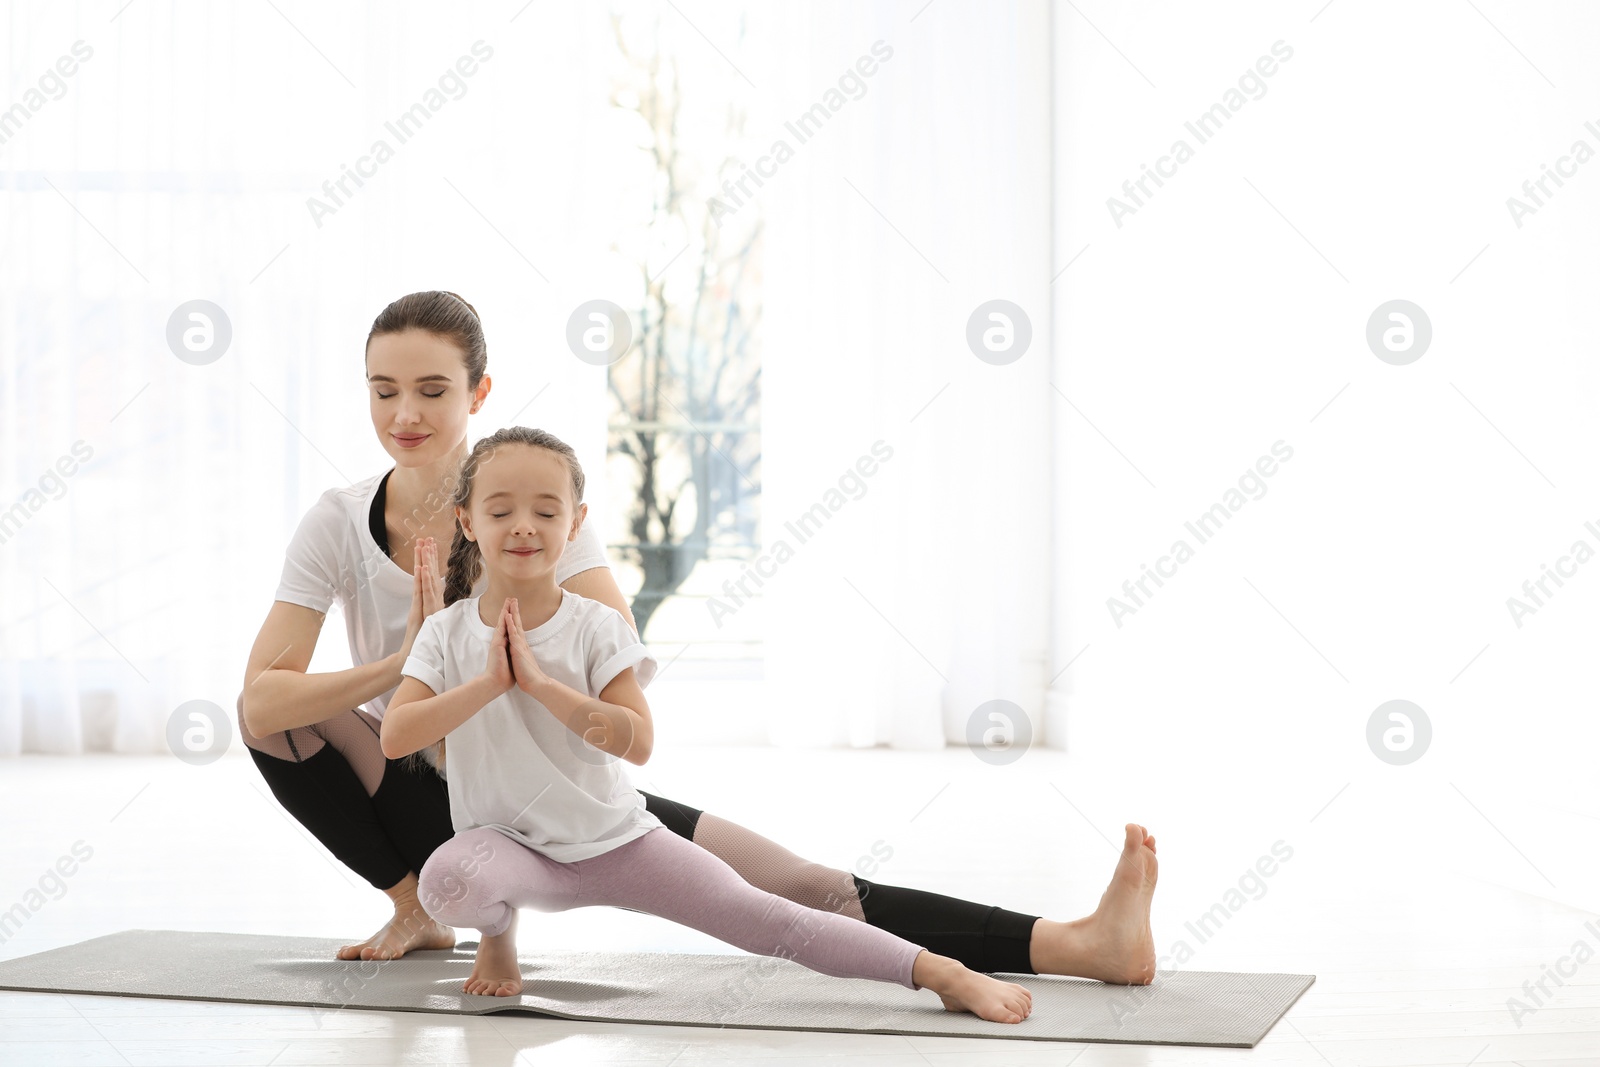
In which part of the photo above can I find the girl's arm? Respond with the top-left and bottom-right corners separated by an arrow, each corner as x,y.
504,598 -> 654,765
382,596 -> 515,759
380,673 -> 506,759
525,666 -> 653,766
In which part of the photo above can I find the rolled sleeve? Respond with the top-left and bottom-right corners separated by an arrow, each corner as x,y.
593,645 -> 657,695
400,655 -> 445,695
587,607 -> 658,693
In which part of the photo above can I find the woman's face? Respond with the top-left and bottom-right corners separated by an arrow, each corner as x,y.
365,328 -> 488,468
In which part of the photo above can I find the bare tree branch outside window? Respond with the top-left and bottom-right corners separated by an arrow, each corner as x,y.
606,13 -> 763,640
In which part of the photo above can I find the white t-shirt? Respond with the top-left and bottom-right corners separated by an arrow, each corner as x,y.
272,469 -> 610,722
400,590 -> 663,862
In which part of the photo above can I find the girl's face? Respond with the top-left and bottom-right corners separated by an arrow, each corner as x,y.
458,445 -> 587,579
365,328 -> 488,468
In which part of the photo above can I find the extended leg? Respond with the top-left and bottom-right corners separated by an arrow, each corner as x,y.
582,827 -> 921,987
416,825 -> 1034,1021
638,791 -> 1159,982
640,790 -> 1040,973
578,828 -> 1034,1024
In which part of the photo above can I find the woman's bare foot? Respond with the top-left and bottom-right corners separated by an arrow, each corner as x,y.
912,951 -> 1033,1024
1028,822 -> 1158,983
336,906 -> 456,961
336,872 -> 457,961
463,910 -> 524,997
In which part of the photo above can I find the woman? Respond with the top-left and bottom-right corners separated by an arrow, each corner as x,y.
237,290 -> 1158,985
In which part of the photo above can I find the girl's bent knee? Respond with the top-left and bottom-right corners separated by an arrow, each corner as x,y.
417,830 -> 501,927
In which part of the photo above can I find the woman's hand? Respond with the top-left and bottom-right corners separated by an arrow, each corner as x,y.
399,536 -> 445,663
479,597 -> 516,696
505,598 -> 552,696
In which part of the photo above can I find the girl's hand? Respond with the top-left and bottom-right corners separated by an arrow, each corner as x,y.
480,597 -> 515,696
505,598 -> 551,696
399,536 -> 445,662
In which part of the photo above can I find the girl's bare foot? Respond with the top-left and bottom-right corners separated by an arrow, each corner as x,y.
463,910 -> 524,997
1029,822 -> 1158,983
336,873 -> 457,961
912,951 -> 1033,1024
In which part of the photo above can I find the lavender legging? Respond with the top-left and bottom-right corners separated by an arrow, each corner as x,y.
419,825 -> 926,990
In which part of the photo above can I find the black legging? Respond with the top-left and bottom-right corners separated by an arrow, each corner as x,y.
241,700 -> 1040,975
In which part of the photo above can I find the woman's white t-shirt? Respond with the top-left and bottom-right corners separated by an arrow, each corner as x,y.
272,470 -> 610,723
400,590 -> 663,862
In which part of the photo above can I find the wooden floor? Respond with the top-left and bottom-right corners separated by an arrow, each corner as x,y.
1,745 -> 1596,1065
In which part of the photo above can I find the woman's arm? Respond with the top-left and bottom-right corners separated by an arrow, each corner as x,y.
561,566 -> 639,638
240,601 -> 407,738
242,536 -> 443,739
380,673 -> 505,759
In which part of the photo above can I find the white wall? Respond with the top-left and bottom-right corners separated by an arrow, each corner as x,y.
1051,0 -> 1600,910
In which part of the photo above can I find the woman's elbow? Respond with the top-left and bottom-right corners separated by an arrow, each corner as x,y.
238,690 -> 265,740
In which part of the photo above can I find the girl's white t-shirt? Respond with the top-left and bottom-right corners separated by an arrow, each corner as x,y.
400,590 -> 663,862
272,470 -> 610,723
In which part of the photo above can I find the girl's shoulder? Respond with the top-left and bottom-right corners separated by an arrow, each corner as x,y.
561,589 -> 625,629
562,595 -> 645,659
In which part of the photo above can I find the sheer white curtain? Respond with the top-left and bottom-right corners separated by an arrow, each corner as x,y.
0,2 -> 638,754
758,2 -> 1055,748
0,0 -> 1055,756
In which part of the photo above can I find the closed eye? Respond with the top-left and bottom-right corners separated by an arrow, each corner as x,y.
376,391 -> 446,399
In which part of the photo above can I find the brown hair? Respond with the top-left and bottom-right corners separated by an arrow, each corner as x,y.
406,427 -> 586,779
365,290 -> 487,389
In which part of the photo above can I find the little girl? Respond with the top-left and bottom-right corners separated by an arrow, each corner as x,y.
380,426 -> 1034,1023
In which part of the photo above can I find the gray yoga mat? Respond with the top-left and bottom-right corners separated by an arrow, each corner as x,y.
0,930 -> 1314,1047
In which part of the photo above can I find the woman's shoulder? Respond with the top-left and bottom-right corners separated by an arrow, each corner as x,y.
281,474 -> 387,575
293,472 -> 386,530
